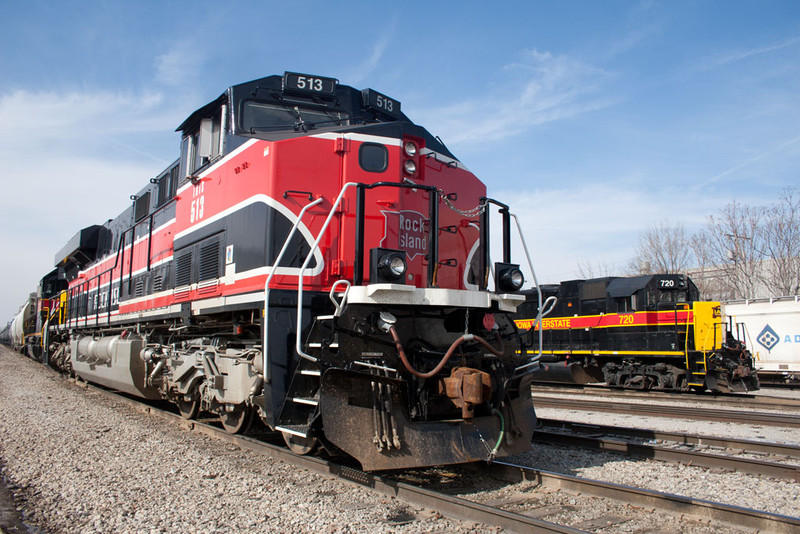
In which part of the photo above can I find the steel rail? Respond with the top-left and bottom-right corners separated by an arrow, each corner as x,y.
538,418 -> 800,458
532,395 -> 800,428
534,384 -> 800,411
479,461 -> 800,534
533,430 -> 800,481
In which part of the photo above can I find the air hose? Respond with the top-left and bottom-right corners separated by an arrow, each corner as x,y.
488,407 -> 505,463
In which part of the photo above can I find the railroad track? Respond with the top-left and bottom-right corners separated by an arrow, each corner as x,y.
534,419 -> 800,481
532,394 -> 800,427
88,384 -> 577,533
533,384 -> 800,411
538,418 -> 800,457
82,380 -> 800,533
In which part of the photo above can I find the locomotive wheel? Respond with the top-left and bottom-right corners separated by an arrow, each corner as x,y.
177,395 -> 200,420
221,407 -> 253,434
282,432 -> 318,455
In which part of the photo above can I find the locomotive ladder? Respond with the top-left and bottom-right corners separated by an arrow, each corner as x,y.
684,308 -> 708,388
274,315 -> 339,438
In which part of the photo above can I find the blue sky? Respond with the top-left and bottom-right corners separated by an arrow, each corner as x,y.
1,0 -> 798,322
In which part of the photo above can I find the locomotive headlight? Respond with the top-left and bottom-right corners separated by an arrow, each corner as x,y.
403,159 -> 417,175
370,248 -> 408,283
495,262 -> 524,292
403,140 -> 418,157
382,255 -> 407,278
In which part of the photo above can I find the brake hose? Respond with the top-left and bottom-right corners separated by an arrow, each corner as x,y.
388,326 -> 504,379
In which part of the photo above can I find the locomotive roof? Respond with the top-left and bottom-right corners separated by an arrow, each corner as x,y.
605,275 -> 654,297
525,274 -> 692,300
176,73 -> 456,160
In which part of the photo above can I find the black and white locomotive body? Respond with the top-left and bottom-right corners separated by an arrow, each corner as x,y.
27,73 -> 537,470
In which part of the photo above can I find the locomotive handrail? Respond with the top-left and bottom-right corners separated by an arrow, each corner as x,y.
295,182 -> 361,363
353,181 -> 439,286
66,196 -> 177,329
478,198 -> 511,289
68,227 -> 128,329
295,181 -> 441,364
508,212 -> 547,373
262,196 -> 324,382
329,279 -> 351,317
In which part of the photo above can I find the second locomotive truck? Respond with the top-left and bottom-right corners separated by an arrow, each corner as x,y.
24,72 -> 538,471
514,274 -> 759,393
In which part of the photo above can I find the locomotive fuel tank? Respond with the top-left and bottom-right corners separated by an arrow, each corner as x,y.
534,359 -> 605,385
71,334 -> 161,399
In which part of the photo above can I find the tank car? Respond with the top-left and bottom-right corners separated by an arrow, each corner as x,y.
26,72 -> 539,471
514,274 -> 759,393
10,294 -> 37,354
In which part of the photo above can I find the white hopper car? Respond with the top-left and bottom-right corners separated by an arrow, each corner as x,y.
724,296 -> 800,383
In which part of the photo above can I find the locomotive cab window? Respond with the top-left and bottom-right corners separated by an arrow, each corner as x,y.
241,101 -> 348,132
182,107 -> 225,179
359,143 -> 388,173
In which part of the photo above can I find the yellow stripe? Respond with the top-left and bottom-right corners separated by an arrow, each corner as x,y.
520,349 -> 687,357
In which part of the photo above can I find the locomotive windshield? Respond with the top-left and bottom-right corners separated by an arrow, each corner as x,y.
242,101 -> 349,132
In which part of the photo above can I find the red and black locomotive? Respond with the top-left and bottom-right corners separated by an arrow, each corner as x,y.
22,72 -> 538,470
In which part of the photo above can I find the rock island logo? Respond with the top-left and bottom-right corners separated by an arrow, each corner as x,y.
756,324 -> 780,352
381,210 -> 428,260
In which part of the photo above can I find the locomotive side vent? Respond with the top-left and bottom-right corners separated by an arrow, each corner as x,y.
175,252 -> 192,287
135,278 -> 144,297
199,241 -> 220,281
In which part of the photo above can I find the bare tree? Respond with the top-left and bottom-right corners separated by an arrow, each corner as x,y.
688,232 -> 728,300
760,187 -> 800,296
576,257 -> 617,279
627,221 -> 693,275
694,201 -> 766,300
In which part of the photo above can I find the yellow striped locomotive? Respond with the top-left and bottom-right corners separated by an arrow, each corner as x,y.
13,72 -> 538,471
514,274 -> 759,393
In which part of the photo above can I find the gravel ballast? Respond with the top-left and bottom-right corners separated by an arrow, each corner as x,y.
2,344 -> 799,532
0,346 -> 484,534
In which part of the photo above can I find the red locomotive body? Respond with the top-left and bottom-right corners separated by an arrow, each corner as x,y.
31,73 -> 538,470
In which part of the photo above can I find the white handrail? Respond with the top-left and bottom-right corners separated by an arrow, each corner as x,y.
509,212 -> 553,372
295,182 -> 359,363
262,197 -> 324,383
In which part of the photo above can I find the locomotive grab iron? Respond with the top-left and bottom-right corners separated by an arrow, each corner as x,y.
15,72 -> 542,470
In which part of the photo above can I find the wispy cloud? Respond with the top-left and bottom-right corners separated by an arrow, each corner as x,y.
600,0 -> 664,60
346,25 -> 395,85
155,39 -> 206,87
493,182 -> 719,283
0,90 -> 176,150
691,36 -> 800,72
697,134 -> 800,188
0,88 -> 180,321
422,49 -> 616,146
0,89 -> 180,221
